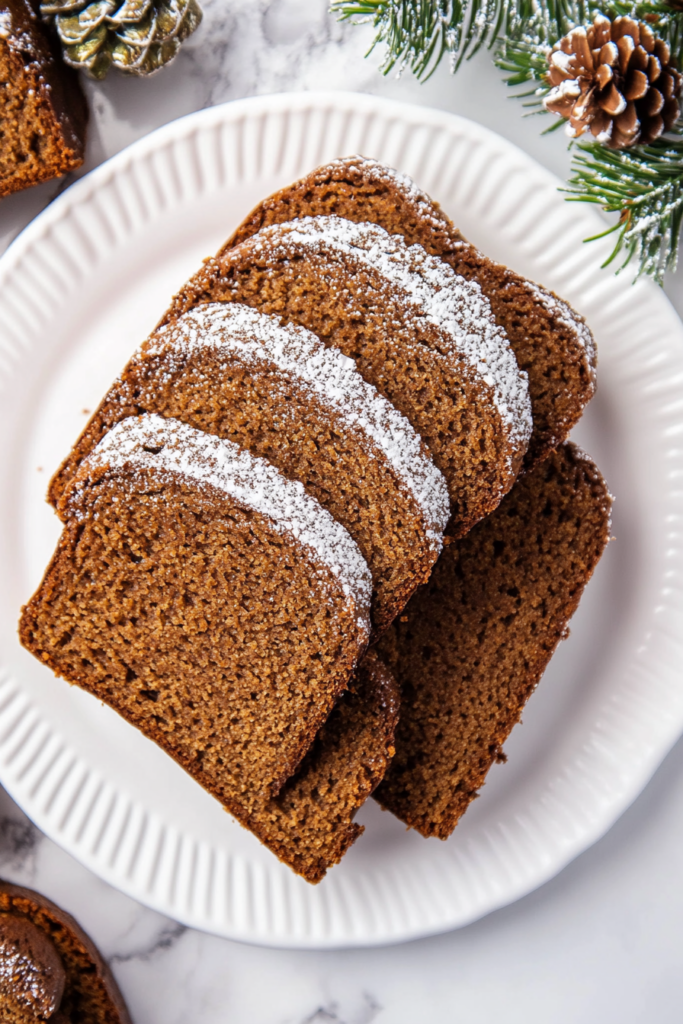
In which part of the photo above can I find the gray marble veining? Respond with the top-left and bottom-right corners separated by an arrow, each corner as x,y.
0,806 -> 41,881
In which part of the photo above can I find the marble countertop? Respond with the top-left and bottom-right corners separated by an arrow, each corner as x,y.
2,2 -> 683,1021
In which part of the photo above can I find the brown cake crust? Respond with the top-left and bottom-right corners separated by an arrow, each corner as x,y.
0,0 -> 87,197
0,879 -> 131,1024
46,303 -> 449,639
224,156 -> 597,471
243,649 -> 400,883
375,443 -> 612,838
20,418 -> 371,805
162,219 -> 531,538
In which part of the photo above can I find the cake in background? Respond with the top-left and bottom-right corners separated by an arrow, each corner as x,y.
0,878 -> 131,1023
0,0 -> 87,197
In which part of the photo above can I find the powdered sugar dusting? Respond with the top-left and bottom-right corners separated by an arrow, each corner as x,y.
0,5 -> 36,53
76,414 -> 372,626
245,216 -> 532,454
526,283 -> 597,383
329,158 -> 594,408
325,155 -> 450,235
147,302 -> 449,548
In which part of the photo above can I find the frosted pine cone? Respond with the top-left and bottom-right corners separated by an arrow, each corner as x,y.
40,0 -> 203,79
544,14 -> 682,148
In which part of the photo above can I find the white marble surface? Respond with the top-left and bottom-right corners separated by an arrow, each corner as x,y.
2,2 -> 683,1021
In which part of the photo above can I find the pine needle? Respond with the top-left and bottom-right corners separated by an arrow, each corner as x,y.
565,128 -> 683,284
331,0 -> 540,80
332,0 -> 683,84
332,0 -> 683,283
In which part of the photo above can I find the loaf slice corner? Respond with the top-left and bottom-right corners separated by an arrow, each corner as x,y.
247,648 -> 400,883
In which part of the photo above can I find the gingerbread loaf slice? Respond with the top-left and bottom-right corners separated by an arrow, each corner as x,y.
375,443 -> 611,838
225,156 -> 596,470
0,0 -> 87,197
47,302 -> 449,637
0,879 -> 131,1024
164,216 -> 532,537
20,414 -> 371,804
249,649 -> 399,883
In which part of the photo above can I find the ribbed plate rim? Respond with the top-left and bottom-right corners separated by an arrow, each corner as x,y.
0,91 -> 681,948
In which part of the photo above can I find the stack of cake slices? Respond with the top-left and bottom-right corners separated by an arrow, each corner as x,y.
20,157 -> 612,884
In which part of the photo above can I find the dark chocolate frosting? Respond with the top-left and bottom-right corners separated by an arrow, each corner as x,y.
0,911 -> 66,1019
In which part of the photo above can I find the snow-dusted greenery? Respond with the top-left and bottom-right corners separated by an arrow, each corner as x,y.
567,131 -> 683,283
331,0 -> 589,78
333,0 -> 683,282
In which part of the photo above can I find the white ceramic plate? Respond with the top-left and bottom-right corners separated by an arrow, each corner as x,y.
1,92 -> 682,949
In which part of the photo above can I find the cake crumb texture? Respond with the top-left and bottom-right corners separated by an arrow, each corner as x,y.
163,216 -> 532,537
374,443 -> 612,838
47,302 -> 449,637
0,0 -> 87,197
224,155 -> 596,471
20,415 -> 371,809
246,649 -> 400,883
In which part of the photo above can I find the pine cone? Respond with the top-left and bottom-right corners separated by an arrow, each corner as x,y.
40,0 -> 203,79
544,14 -> 682,148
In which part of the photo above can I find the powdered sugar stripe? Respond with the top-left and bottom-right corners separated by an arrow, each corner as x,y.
148,303 -> 450,548
526,283 -> 597,378
329,159 -> 595,376
74,414 -> 372,620
247,217 -> 532,452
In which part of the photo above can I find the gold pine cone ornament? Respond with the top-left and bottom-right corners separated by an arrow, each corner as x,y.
544,14 -> 682,148
40,0 -> 203,79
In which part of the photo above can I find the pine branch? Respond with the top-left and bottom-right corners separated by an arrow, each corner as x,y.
331,0 -> 539,80
565,126 -> 683,283
495,24 -> 555,111
334,0 -> 683,84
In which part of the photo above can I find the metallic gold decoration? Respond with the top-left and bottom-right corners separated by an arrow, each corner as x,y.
41,0 -> 202,78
